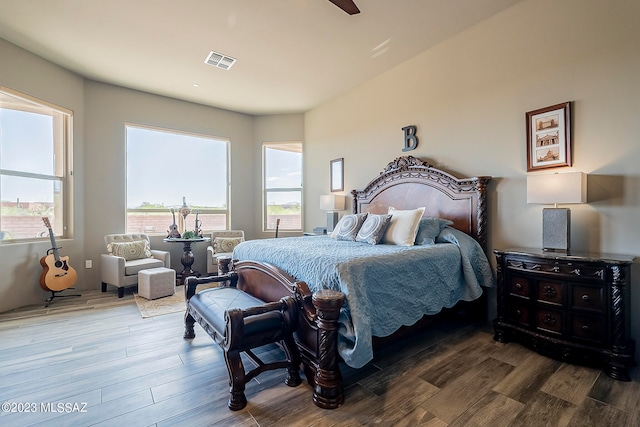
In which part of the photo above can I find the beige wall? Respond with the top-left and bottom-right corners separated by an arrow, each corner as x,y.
0,38 -> 86,312
304,0 -> 640,347
82,81 -> 258,283
2,0 -> 639,356
253,114 -> 305,239
0,39 -> 303,312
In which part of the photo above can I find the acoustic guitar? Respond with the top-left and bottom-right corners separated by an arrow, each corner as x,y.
167,208 -> 181,238
39,217 -> 78,292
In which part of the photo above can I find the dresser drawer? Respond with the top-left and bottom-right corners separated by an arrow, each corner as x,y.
570,313 -> 606,345
572,285 -> 605,313
506,256 -> 607,283
506,299 -> 530,327
547,263 -> 606,282
537,280 -> 564,306
508,276 -> 530,298
535,308 -> 563,335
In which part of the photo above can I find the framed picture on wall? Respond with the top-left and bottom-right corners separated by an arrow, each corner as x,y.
330,158 -> 344,192
526,102 -> 572,171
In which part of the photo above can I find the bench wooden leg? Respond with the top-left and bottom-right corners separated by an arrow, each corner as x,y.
224,349 -> 247,411
183,310 -> 196,339
183,282 -> 198,339
283,334 -> 302,387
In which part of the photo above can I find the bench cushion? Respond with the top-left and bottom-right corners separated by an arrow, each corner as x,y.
189,287 -> 283,338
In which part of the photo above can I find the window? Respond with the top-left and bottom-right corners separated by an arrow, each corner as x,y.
263,142 -> 302,232
126,125 -> 229,234
0,87 -> 72,241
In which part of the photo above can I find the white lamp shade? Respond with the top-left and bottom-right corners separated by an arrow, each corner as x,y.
320,194 -> 346,211
527,172 -> 587,205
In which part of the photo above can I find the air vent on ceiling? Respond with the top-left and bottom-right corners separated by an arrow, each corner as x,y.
204,50 -> 236,70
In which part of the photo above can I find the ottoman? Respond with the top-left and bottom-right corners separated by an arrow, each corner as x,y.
138,267 -> 176,300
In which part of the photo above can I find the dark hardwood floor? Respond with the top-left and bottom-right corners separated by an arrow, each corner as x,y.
1,288 -> 639,426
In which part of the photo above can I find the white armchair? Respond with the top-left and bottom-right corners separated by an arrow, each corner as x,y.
206,230 -> 245,275
101,233 -> 171,298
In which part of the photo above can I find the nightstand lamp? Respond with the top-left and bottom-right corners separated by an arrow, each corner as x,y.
320,194 -> 345,233
527,171 -> 587,252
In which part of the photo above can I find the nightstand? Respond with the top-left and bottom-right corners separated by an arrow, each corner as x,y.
304,231 -> 327,236
493,248 -> 635,381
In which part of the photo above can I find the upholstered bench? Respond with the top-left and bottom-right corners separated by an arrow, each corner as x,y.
138,267 -> 175,300
183,274 -> 301,410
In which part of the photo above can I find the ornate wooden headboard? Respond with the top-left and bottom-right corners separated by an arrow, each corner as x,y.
351,156 -> 491,252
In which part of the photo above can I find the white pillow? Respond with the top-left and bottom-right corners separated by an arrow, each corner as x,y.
381,207 -> 426,246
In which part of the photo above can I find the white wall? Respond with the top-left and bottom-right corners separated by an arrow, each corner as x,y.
304,0 -> 640,350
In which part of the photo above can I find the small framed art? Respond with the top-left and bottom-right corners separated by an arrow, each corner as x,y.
526,102 -> 571,171
330,158 -> 344,192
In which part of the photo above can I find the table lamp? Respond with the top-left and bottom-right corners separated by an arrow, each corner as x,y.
320,194 -> 346,232
527,172 -> 587,252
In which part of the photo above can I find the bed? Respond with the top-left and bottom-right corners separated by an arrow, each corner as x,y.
214,155 -> 492,408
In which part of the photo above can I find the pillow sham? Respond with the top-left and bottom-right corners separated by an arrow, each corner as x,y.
356,214 -> 392,245
435,226 -> 460,245
415,217 -> 454,245
107,240 -> 151,261
332,213 -> 368,241
213,237 -> 245,254
381,206 -> 426,246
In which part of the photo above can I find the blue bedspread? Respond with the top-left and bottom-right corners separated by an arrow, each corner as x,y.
232,227 -> 494,368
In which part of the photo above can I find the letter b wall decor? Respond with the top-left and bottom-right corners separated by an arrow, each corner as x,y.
402,125 -> 418,152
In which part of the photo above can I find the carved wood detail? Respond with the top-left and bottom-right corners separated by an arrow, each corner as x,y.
351,155 -> 491,252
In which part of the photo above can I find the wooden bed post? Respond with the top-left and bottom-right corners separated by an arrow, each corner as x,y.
475,176 -> 491,253
311,289 -> 345,409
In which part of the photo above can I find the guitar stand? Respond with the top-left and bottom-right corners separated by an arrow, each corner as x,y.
44,289 -> 81,307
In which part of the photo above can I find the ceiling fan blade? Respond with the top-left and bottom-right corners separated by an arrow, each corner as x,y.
328,0 -> 360,15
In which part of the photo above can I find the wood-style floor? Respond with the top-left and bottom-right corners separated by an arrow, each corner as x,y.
1,288 -> 639,427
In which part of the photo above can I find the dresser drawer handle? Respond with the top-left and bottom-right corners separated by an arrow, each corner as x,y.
515,283 -> 523,290
543,314 -> 557,325
515,309 -> 521,316
581,325 -> 590,332
582,295 -> 591,302
543,286 -> 557,298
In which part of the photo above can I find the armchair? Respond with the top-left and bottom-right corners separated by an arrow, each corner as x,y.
101,233 -> 171,298
206,230 -> 245,275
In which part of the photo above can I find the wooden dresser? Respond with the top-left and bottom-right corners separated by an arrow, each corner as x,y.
493,248 -> 635,380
